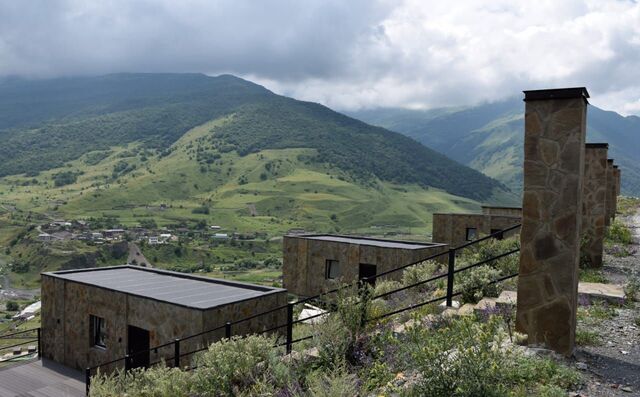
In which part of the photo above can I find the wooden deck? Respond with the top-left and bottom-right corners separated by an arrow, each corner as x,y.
0,358 -> 85,397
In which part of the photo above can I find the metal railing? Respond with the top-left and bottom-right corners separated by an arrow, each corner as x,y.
85,224 -> 521,395
0,328 -> 41,365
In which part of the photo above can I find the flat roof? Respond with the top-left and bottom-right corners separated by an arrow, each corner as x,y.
291,234 -> 444,249
44,266 -> 284,310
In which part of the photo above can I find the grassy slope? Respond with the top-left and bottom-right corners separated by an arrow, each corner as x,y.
0,119 -> 481,237
0,118 -> 484,288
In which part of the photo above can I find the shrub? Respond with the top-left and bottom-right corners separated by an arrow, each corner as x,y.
605,221 -> 633,245
89,365 -> 191,397
373,280 -> 402,298
191,335 -> 282,395
306,366 -> 359,397
401,261 -> 439,294
191,205 -> 210,215
457,265 -> 502,304
624,272 -> 640,301
406,317 -> 508,396
460,236 -> 520,276
405,317 -> 581,397
6,301 -> 19,311
310,314 -> 351,369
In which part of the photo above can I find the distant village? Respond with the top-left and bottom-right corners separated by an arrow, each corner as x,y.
36,219 -> 272,245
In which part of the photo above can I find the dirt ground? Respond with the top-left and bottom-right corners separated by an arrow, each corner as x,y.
573,210 -> 640,397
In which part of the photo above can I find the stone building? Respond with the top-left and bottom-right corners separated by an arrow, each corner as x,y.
431,206 -> 522,249
283,234 -> 447,297
41,266 -> 287,371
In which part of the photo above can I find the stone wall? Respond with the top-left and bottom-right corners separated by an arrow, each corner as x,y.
41,274 -> 287,371
481,206 -> 523,217
431,213 -> 521,248
516,87 -> 588,356
581,144 -> 609,267
283,236 -> 446,297
606,160 -> 615,225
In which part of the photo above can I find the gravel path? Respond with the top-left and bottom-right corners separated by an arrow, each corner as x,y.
574,210 -> 640,396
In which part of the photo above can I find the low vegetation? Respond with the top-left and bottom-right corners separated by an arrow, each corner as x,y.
89,283 -> 581,397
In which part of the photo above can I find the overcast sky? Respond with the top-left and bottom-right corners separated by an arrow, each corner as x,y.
1,0 -> 639,115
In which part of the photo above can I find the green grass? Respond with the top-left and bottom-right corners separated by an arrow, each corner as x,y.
575,329 -> 601,346
579,269 -> 608,284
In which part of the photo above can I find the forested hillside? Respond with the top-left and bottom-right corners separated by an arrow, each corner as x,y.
350,100 -> 640,196
0,73 -> 510,202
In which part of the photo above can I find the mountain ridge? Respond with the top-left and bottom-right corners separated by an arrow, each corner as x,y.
0,73 -> 511,203
349,99 -> 640,196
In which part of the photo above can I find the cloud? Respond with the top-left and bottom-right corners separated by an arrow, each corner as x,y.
1,0 -> 639,114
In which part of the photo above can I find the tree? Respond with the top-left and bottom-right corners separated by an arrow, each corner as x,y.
6,301 -> 19,311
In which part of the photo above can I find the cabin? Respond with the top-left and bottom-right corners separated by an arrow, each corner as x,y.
41,266 -> 287,371
283,234 -> 447,297
431,206 -> 522,248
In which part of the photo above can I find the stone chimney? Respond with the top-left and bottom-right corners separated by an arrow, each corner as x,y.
606,160 -> 615,224
516,87 -> 589,356
581,143 -> 608,268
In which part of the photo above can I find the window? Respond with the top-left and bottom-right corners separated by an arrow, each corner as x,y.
491,228 -> 504,240
325,259 -> 340,279
90,315 -> 106,348
465,227 -> 477,241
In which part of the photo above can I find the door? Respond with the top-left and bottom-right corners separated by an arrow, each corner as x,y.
127,325 -> 150,369
359,263 -> 377,286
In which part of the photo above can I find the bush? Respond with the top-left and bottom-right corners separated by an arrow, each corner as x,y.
191,205 -> 210,215
457,265 -> 502,304
6,301 -> 19,311
405,317 -> 581,397
401,261 -> 439,294
605,221 -> 633,245
461,236 -> 520,276
191,335 -> 282,395
306,366 -> 359,397
624,272 -> 640,301
406,317 -> 508,396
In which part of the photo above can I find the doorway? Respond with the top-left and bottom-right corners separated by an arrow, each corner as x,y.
127,325 -> 150,369
359,263 -> 377,286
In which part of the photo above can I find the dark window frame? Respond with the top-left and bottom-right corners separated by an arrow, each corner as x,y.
465,227 -> 477,241
325,259 -> 340,279
90,314 -> 106,349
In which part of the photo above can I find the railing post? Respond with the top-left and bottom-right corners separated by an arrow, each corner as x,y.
173,338 -> 180,368
85,367 -> 91,396
37,328 -> 41,359
225,321 -> 232,339
446,249 -> 455,307
286,302 -> 294,354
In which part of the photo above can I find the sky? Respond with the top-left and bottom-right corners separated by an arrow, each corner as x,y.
1,0 -> 639,115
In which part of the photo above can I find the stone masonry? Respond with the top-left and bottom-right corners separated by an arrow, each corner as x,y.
613,165 -> 620,215
516,87 -> 589,356
581,144 -> 608,268
606,160 -> 615,225
283,235 -> 446,297
41,266 -> 287,371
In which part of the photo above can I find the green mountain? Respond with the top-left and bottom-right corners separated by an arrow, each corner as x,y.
0,73 -> 508,202
0,73 -> 516,243
349,100 -> 640,196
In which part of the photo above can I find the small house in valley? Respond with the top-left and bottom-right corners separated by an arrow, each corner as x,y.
283,234 -> 447,297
